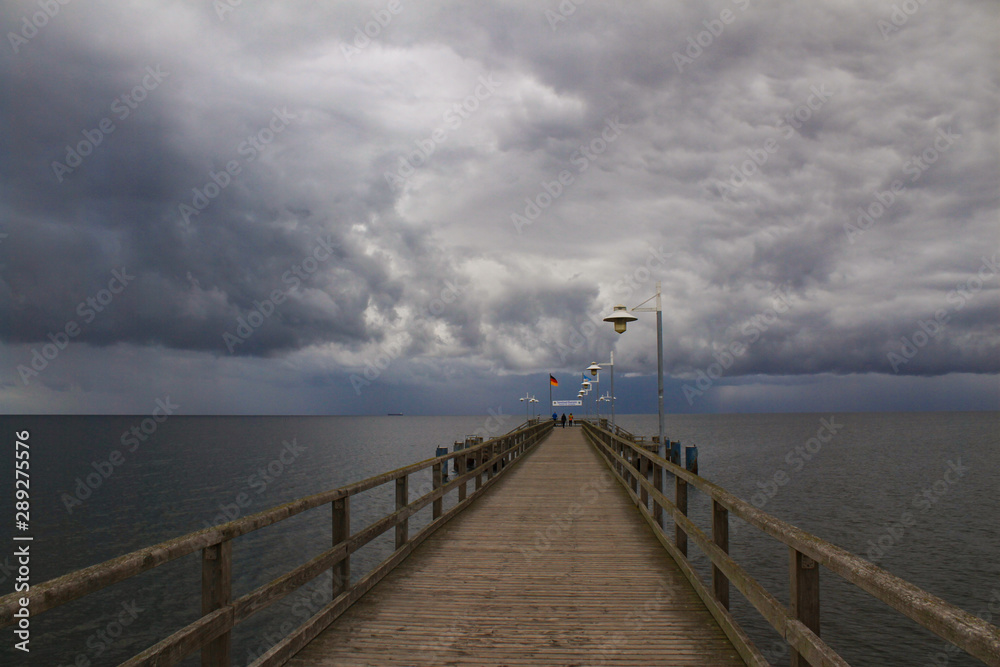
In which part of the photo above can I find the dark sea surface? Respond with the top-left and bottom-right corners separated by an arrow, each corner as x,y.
0,412 -> 996,666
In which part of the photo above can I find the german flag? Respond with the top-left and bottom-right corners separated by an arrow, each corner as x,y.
549,374 -> 558,386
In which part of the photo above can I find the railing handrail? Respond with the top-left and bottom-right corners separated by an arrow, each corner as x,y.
0,420 -> 553,667
581,420 -> 1000,665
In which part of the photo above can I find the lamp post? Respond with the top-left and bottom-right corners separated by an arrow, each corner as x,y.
587,354 -> 615,429
519,393 -> 536,424
604,281 -> 665,451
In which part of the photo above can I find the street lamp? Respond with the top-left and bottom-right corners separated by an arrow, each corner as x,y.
586,354 -> 616,429
529,397 -> 539,419
519,393 -> 537,424
604,281 -> 665,452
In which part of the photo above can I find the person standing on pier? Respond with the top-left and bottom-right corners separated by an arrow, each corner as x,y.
561,413 -> 567,428
568,413 -> 574,427
552,412 -> 558,423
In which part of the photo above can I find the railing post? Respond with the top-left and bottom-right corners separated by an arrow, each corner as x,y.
458,449 -> 468,502
653,461 -> 663,527
790,548 -> 820,667
432,462 -> 443,519
630,448 -> 639,495
639,452 -> 649,509
395,475 -> 408,549
332,496 -> 350,598
201,540 -> 232,667
712,499 -> 729,610
675,477 -> 688,557
475,447 -> 483,491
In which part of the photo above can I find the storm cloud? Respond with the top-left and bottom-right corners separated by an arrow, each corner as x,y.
1,0 -> 997,414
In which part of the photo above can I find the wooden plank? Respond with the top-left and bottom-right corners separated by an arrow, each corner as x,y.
252,431 -> 545,667
283,428 -> 744,666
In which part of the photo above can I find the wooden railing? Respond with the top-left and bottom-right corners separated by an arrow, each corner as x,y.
0,420 -> 553,666
581,420 -> 1000,667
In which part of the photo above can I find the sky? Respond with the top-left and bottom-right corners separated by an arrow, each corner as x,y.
1,0 -> 998,416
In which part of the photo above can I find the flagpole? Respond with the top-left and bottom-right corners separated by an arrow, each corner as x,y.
549,372 -> 552,416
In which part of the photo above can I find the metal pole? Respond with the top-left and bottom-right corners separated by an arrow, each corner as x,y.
610,351 -> 615,431
655,283 -> 665,450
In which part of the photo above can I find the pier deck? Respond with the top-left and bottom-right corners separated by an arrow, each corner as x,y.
287,427 -> 744,666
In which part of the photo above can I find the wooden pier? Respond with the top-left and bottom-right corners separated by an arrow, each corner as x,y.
2,419 -> 998,666
285,426 -> 743,666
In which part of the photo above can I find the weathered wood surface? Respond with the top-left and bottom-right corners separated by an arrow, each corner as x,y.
286,427 -> 743,666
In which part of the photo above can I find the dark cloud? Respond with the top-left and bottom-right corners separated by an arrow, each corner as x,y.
1,0 -> 997,413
